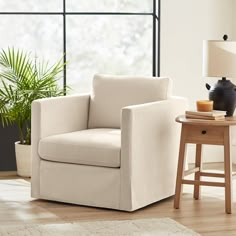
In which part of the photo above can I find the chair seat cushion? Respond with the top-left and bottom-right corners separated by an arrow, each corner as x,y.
38,128 -> 121,168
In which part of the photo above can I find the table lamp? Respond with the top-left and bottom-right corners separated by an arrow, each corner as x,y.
203,35 -> 236,116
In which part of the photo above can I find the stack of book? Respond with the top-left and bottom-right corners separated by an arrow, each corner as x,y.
185,110 -> 226,120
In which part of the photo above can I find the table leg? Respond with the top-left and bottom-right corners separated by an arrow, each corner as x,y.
194,144 -> 202,200
174,125 -> 187,209
224,127 -> 232,214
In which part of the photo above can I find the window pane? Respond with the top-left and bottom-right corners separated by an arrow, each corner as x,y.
0,15 -> 63,85
67,15 -> 152,93
67,0 -> 153,13
0,0 -> 62,12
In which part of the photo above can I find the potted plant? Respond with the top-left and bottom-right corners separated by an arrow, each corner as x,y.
0,48 -> 65,177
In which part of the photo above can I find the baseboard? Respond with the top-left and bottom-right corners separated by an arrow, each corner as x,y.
0,171 -> 17,177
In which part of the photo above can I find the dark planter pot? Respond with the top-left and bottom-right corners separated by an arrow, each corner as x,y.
0,117 -> 18,171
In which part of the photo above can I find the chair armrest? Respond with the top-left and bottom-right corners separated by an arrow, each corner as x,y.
120,96 -> 188,210
31,94 -> 90,197
32,94 -> 90,138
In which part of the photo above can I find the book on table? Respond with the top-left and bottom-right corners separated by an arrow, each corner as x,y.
185,114 -> 225,120
185,110 -> 226,120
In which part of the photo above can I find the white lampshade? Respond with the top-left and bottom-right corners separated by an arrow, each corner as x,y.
202,40 -> 236,78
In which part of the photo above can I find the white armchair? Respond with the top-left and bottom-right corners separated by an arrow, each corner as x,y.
31,74 -> 187,211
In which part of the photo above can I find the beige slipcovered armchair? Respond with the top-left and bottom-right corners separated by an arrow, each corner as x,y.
31,74 -> 187,211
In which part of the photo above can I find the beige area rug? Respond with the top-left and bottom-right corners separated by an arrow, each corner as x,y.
0,218 -> 200,236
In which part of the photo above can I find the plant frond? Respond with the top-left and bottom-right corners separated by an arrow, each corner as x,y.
0,47 -> 67,144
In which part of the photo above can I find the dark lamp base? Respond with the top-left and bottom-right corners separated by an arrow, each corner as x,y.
206,79 -> 236,117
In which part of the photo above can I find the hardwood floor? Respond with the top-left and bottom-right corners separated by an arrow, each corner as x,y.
0,163 -> 236,235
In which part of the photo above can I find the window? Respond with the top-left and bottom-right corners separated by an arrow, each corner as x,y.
0,0 -> 160,93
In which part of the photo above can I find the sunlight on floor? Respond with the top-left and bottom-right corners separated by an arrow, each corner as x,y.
0,179 -> 60,222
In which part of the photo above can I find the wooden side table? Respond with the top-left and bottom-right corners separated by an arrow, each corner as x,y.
174,115 -> 236,214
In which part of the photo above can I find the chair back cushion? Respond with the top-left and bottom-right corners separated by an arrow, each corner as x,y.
88,74 -> 172,128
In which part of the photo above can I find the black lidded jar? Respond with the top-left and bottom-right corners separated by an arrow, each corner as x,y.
206,78 -> 236,116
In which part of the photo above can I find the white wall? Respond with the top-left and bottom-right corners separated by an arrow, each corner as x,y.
161,0 -> 235,163
233,0 -> 236,40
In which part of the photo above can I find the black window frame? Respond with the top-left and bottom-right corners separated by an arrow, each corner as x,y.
0,0 -> 161,93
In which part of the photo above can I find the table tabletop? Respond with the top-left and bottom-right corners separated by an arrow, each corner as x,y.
176,115 -> 236,126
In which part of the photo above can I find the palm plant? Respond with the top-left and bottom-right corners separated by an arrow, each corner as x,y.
0,48 -> 65,145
